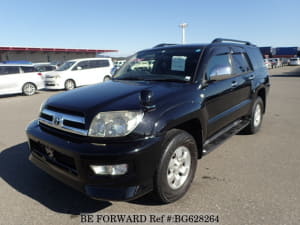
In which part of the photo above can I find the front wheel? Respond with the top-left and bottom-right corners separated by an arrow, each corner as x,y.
64,79 -> 75,90
22,83 -> 36,96
154,129 -> 198,203
103,75 -> 111,82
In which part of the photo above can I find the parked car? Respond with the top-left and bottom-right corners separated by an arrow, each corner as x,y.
26,38 -> 270,203
44,57 -> 113,90
268,58 -> 282,68
114,60 -> 126,68
280,58 -> 289,66
264,59 -> 272,69
288,58 -> 300,66
35,64 -> 57,72
0,64 -> 44,96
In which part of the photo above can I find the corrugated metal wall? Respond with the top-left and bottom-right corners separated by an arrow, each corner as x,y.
0,51 -> 95,63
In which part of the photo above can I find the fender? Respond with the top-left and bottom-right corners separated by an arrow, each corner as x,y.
151,99 -> 207,140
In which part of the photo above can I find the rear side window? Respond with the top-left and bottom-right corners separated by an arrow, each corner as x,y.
0,66 -> 19,75
246,48 -> 265,70
231,53 -> 252,74
89,60 -> 110,68
21,66 -> 37,73
74,61 -> 90,70
45,66 -> 55,71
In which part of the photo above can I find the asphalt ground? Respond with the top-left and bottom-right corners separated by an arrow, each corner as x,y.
0,66 -> 300,225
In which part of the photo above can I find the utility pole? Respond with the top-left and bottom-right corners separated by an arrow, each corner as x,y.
179,23 -> 188,44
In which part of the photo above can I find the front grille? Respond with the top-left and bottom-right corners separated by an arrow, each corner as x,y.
45,83 -> 55,86
30,139 -> 78,176
39,108 -> 88,136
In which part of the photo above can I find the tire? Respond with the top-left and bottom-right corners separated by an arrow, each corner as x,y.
243,97 -> 264,134
22,83 -> 37,96
154,129 -> 198,203
103,75 -> 111,82
64,79 -> 75,90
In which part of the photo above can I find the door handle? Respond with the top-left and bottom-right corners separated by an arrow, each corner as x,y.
231,81 -> 238,88
248,74 -> 255,80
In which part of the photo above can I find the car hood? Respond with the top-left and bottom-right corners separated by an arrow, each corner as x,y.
45,71 -> 62,76
45,80 -> 190,116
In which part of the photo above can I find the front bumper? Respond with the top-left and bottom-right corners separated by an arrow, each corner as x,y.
26,120 -> 163,201
44,78 -> 64,89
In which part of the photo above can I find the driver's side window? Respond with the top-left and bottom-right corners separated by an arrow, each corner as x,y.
206,54 -> 232,80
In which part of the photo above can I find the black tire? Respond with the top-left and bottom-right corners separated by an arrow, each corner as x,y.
154,129 -> 198,203
64,79 -> 75,90
22,82 -> 37,96
103,75 -> 111,82
243,97 -> 264,134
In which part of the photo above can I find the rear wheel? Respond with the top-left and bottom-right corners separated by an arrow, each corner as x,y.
64,79 -> 75,90
154,129 -> 198,203
22,83 -> 36,96
243,97 -> 264,134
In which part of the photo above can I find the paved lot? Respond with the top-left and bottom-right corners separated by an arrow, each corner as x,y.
1,66 -> 300,225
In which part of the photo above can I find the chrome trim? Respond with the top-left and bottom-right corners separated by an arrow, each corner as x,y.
42,109 -> 85,124
39,118 -> 88,136
39,108 -> 88,136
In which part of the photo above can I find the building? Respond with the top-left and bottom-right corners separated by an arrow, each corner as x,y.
0,46 -> 118,63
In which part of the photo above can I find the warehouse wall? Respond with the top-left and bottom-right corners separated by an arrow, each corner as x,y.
0,52 -> 95,63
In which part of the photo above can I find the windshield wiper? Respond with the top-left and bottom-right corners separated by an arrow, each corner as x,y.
114,77 -> 189,83
143,78 -> 189,83
114,77 -> 148,81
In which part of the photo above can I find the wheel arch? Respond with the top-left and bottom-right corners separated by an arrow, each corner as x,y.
173,119 -> 203,158
256,87 -> 266,113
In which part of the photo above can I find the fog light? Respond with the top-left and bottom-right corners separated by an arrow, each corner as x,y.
90,164 -> 128,175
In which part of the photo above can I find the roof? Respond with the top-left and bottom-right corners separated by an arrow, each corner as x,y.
147,42 -> 257,53
0,46 -> 118,53
64,57 -> 112,62
0,63 -> 35,67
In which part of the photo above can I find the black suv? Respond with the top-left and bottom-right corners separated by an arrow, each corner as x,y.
26,38 -> 270,203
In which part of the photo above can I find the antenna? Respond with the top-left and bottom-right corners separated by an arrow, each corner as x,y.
179,23 -> 188,44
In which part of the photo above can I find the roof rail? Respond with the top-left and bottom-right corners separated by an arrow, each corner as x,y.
153,43 -> 177,48
212,38 -> 253,46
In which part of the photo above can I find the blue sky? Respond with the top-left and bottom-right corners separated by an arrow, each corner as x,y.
0,0 -> 299,56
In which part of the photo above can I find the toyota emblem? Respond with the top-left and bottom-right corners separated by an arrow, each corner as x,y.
53,115 -> 63,126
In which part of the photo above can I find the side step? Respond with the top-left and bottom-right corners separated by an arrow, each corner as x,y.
202,119 -> 250,156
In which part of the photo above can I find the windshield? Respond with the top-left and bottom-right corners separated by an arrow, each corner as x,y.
56,61 -> 75,71
114,47 -> 202,82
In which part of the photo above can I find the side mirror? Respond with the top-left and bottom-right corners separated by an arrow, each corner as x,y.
208,65 -> 232,81
76,66 -> 82,70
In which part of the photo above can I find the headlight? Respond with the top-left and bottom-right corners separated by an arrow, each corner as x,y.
88,111 -> 143,137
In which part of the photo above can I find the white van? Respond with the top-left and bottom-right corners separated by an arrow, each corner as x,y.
289,58 -> 300,66
45,57 -> 113,90
0,64 -> 44,96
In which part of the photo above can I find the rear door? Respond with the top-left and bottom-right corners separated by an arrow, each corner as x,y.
229,46 -> 253,118
89,59 -> 111,83
0,66 -> 21,94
